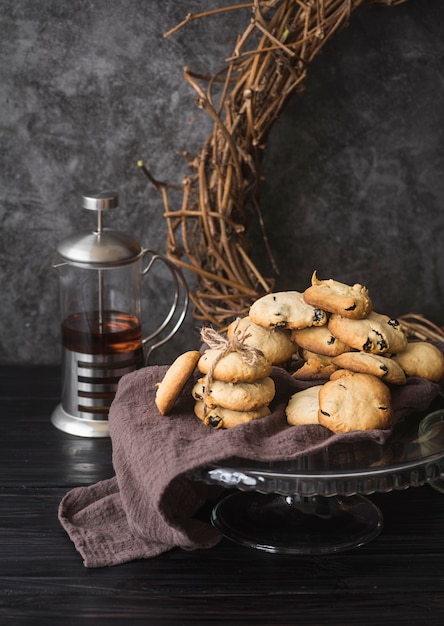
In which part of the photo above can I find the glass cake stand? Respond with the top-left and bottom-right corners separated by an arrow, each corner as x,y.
191,407 -> 444,555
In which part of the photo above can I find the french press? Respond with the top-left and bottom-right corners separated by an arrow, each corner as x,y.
51,190 -> 188,437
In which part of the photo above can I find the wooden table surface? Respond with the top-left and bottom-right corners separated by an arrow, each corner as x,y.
1,365 -> 444,625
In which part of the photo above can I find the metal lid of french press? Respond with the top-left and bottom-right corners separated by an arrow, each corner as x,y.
56,190 -> 143,268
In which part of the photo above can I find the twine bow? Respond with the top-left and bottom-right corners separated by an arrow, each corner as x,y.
200,321 -> 264,365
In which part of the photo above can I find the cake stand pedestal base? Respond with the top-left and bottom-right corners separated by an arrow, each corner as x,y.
211,491 -> 383,555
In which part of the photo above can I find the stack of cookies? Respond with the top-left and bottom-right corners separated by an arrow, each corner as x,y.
191,332 -> 276,429
155,270 -> 444,435
247,271 -> 444,434
154,325 -> 277,429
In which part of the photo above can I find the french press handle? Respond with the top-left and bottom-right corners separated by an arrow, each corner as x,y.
141,249 -> 189,365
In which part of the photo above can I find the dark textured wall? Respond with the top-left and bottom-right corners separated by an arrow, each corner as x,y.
255,0 -> 444,323
1,0 -> 443,365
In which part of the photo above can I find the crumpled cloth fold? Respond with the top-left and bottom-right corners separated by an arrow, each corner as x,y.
59,358 -> 442,568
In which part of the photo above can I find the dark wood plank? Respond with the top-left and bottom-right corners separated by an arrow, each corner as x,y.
0,402 -> 113,487
0,366 -> 113,487
0,364 -> 61,398
1,487 -> 444,623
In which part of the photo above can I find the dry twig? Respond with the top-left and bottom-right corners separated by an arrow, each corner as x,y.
140,0 -> 407,328
399,314 -> 444,343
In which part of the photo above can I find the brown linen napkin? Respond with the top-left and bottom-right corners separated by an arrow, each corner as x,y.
59,360 -> 442,568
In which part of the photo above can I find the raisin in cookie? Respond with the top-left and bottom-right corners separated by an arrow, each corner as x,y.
285,385 -> 323,426
392,341 -> 444,382
328,311 -> 407,355
318,370 -> 393,433
194,400 -> 271,429
291,324 -> 352,357
249,291 -> 327,330
303,271 -> 372,319
192,376 -> 275,412
155,350 -> 201,415
198,347 -> 272,383
332,351 -> 406,385
227,316 -> 296,365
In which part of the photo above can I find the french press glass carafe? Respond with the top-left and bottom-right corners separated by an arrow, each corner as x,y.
51,190 -> 188,437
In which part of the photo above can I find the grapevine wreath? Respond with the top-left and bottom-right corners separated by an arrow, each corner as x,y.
139,0 -> 444,341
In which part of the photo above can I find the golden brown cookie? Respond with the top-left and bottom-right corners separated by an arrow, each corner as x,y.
249,291 -> 327,330
227,316 -> 296,365
292,349 -> 338,381
291,324 -> 353,357
328,311 -> 407,355
192,376 -> 275,412
392,341 -> 444,382
332,351 -> 406,385
303,270 -> 372,319
198,347 -> 272,383
155,350 -> 201,415
194,400 -> 271,429
318,370 -> 393,433
285,385 -> 323,426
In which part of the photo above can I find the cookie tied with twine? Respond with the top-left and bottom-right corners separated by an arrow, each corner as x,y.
199,323 -> 272,383
197,322 -> 274,428
201,322 -> 266,363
